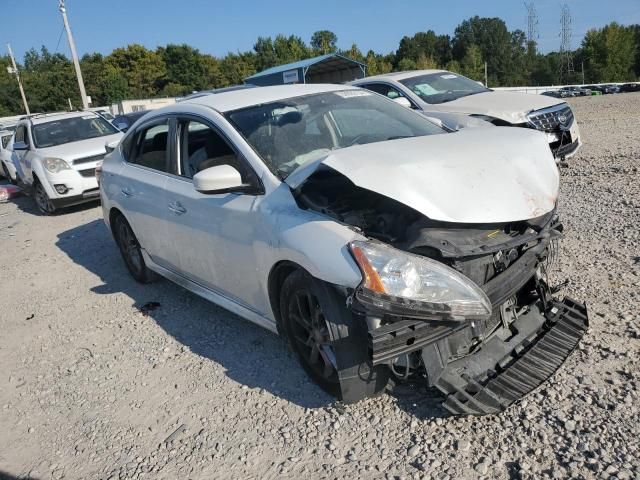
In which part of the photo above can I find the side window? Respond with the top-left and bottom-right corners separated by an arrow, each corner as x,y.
15,125 -> 27,145
364,83 -> 409,102
178,120 -> 255,183
130,122 -> 169,172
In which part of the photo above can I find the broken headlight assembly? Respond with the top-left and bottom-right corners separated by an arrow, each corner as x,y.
349,241 -> 491,320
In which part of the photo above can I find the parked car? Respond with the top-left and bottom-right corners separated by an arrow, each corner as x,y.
559,86 -> 591,97
350,71 -> 581,161
603,84 -> 621,94
12,111 -> 123,214
112,110 -> 150,133
101,84 -> 588,414
0,130 -> 17,183
619,83 -> 640,93
541,90 -> 571,99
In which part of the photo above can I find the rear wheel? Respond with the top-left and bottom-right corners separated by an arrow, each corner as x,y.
113,214 -> 157,283
280,269 -> 390,402
33,180 -> 56,215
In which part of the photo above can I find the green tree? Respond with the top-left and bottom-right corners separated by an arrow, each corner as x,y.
453,17 -> 514,86
342,43 -> 365,63
311,30 -> 337,54
583,23 -> 635,82
106,44 -> 165,98
395,31 -> 451,68
459,44 -> 484,80
159,44 -> 209,93
22,47 -> 78,111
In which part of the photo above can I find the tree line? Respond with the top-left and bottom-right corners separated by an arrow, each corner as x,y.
0,18 -> 638,116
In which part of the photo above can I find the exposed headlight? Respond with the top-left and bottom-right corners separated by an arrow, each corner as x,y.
43,157 -> 71,174
350,241 -> 491,320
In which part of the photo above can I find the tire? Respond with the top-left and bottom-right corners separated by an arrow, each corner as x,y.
280,269 -> 390,403
113,214 -> 158,283
33,180 -> 56,215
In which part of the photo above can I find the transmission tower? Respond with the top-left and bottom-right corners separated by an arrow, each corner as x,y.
558,3 -> 575,83
525,2 -> 539,44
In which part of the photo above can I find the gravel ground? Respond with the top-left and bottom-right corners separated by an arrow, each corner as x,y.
0,93 -> 639,480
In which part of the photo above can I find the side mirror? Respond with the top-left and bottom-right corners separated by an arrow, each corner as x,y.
393,97 -> 412,109
105,140 -> 120,154
193,164 -> 245,194
13,141 -> 28,151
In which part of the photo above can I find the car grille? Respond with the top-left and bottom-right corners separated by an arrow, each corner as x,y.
527,104 -> 574,132
79,168 -> 96,178
73,153 -> 105,165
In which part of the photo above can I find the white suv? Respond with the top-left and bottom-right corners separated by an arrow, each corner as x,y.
12,111 -> 122,214
351,70 -> 582,161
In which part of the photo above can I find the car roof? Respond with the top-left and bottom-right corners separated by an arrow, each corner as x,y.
351,70 -> 448,83
180,83 -> 359,112
27,110 -> 101,125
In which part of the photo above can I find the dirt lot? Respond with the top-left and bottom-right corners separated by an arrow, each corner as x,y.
1,93 -> 639,480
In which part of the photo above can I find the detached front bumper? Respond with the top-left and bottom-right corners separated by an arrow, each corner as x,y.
435,297 -> 588,415
365,296 -> 588,415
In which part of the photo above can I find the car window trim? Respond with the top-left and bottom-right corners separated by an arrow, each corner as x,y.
365,81 -> 420,109
171,112 -> 264,194
126,115 -> 173,175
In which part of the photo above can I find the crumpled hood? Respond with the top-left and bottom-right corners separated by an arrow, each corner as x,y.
286,128 -> 559,224
439,91 -> 565,124
39,133 -> 123,162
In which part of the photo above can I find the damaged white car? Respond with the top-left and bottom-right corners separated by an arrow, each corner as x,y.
101,84 -> 588,414
351,70 -> 582,162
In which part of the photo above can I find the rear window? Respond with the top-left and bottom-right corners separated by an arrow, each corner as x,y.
32,115 -> 118,148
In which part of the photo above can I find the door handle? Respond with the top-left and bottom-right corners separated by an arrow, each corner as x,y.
168,202 -> 187,215
121,188 -> 133,197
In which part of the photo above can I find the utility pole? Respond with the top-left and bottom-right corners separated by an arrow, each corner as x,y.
6,43 -> 30,115
59,0 -> 89,109
484,62 -> 488,87
581,61 -> 585,85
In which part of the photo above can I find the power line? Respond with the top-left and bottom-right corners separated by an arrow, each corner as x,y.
54,23 -> 65,53
558,3 -> 575,83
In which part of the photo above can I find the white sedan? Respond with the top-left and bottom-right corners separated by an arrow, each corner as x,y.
100,84 -> 588,414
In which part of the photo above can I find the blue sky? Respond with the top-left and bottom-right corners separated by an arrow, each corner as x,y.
3,0 -> 640,62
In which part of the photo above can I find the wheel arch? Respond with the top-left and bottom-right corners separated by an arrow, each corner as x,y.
267,260 -> 306,335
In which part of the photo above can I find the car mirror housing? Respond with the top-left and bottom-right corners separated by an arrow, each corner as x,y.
105,140 -> 120,154
392,97 -> 412,109
193,164 -> 246,194
13,141 -> 28,151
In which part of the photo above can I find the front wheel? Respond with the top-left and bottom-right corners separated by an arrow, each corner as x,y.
113,214 -> 158,283
33,181 -> 56,215
280,269 -> 390,403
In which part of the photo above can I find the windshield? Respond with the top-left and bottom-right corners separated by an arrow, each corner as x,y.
399,72 -> 489,105
227,90 -> 444,178
1,134 -> 12,149
32,115 -> 118,148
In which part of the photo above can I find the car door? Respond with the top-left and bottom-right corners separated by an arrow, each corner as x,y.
162,115 -> 266,310
116,116 -> 174,266
12,124 -> 33,183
